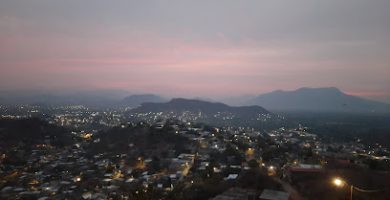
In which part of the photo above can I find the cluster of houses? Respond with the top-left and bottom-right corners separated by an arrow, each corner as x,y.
1,118 -> 389,199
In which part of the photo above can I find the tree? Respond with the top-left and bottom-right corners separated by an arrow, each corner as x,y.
248,159 -> 260,169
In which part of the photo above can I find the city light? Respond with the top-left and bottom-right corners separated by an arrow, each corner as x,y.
333,178 -> 344,187
74,176 -> 82,182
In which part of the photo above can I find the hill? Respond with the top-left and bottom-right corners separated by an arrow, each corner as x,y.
0,118 -> 73,165
247,87 -> 390,113
0,118 -> 72,150
128,98 -> 276,128
132,98 -> 269,115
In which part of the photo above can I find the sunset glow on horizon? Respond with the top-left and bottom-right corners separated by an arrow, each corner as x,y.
1,0 -> 389,102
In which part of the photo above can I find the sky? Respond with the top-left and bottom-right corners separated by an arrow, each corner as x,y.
0,0 -> 389,102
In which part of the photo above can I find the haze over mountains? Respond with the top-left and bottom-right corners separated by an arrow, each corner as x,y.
0,90 -> 131,107
0,87 -> 389,113
244,87 -> 390,113
0,91 -> 165,108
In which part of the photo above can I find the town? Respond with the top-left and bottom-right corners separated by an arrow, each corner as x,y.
1,104 -> 389,200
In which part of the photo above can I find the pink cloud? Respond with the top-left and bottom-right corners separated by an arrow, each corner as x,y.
1,28 -> 389,100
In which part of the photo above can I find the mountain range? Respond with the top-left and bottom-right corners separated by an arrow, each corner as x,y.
129,98 -> 275,128
245,87 -> 390,113
1,87 -> 389,113
132,98 -> 269,115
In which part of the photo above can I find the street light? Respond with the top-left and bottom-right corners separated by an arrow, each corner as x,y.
332,177 -> 383,200
333,177 -> 344,187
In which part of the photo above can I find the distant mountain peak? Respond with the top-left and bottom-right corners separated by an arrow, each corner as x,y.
129,98 -> 272,127
296,87 -> 342,93
132,98 -> 269,114
170,98 -> 195,102
168,98 -> 223,106
249,87 -> 390,113
268,87 -> 343,95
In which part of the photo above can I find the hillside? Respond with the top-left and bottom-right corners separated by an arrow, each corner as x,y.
0,118 -> 72,151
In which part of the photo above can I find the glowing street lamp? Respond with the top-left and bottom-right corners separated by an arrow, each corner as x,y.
267,165 -> 276,176
332,177 -> 383,200
333,177 -> 345,187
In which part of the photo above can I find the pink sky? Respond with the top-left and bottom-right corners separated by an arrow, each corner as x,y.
0,1 -> 389,102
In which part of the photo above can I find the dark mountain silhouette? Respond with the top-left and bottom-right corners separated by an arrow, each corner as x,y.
248,87 -> 390,113
128,98 -> 277,128
132,98 -> 269,115
120,94 -> 167,107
